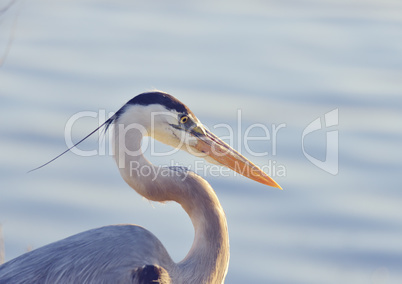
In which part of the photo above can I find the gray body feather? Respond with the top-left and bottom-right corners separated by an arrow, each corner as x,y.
0,225 -> 174,284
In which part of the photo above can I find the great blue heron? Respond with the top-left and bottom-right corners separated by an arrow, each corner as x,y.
0,91 -> 281,283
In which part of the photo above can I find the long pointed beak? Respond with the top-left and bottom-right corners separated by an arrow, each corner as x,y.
190,126 -> 282,189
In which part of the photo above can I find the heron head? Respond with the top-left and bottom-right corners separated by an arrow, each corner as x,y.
113,91 -> 281,189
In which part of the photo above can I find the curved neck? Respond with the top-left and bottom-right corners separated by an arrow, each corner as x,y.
113,123 -> 229,283
177,185 -> 229,284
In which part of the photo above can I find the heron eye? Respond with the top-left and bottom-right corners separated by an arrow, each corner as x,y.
180,115 -> 189,124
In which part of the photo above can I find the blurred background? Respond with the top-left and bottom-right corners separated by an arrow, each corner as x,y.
1,0 -> 401,283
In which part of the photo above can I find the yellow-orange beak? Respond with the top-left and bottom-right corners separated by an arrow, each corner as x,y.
190,126 -> 282,189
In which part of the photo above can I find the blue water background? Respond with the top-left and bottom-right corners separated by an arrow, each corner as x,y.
1,1 -> 401,283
